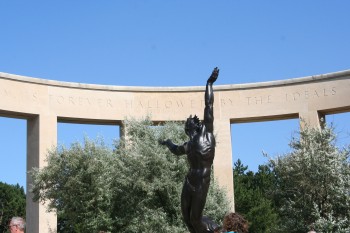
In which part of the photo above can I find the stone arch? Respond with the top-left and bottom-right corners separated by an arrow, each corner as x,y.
1,70 -> 350,232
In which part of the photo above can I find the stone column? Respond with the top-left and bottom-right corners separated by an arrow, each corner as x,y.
119,121 -> 127,139
299,110 -> 323,129
213,118 -> 234,211
27,114 -> 57,233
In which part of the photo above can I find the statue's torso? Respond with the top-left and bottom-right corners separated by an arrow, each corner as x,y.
186,125 -> 215,183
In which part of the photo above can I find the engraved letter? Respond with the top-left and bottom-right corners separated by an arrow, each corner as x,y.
323,89 -> 328,97
57,96 -> 64,104
176,100 -> 184,108
314,90 -> 319,97
107,99 -> 112,107
246,97 -> 252,105
293,92 -> 300,101
138,101 -> 144,108
32,92 -> 38,102
221,99 -> 226,106
86,98 -> 92,105
165,101 -> 172,109
69,96 -> 75,105
332,87 -> 336,95
255,96 -> 262,104
267,95 -> 272,103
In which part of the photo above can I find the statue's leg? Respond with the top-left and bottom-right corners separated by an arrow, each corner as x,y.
190,182 -> 210,233
181,180 -> 196,233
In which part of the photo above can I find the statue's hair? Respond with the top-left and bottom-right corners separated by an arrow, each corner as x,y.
10,217 -> 26,231
186,114 -> 201,130
192,115 -> 200,126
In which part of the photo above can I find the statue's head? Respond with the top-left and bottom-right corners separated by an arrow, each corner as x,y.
185,115 -> 201,136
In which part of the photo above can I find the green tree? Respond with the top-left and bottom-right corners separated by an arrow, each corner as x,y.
267,122 -> 350,233
233,160 -> 278,233
0,182 -> 26,233
31,118 -> 230,232
31,137 -> 115,232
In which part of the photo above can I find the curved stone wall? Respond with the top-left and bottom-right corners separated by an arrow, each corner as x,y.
1,70 -> 350,232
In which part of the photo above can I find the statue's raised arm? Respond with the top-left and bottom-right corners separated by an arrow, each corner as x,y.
160,67 -> 220,233
207,67 -> 219,85
204,67 -> 219,133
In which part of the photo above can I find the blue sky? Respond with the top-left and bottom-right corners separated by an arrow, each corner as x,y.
0,1 -> 350,190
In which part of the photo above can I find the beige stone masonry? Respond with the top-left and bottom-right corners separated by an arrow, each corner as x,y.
1,70 -> 350,233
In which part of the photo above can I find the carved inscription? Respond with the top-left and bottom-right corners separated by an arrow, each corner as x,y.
285,87 -> 336,102
0,85 -> 339,111
241,87 -> 336,106
49,95 -> 113,108
42,86 -> 340,111
0,88 -> 9,97
220,98 -> 233,106
124,100 -> 199,110
246,95 -> 272,105
0,88 -> 38,103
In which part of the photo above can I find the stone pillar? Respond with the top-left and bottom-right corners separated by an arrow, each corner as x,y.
27,114 -> 57,233
299,110 -> 323,129
213,118 -> 234,211
119,121 -> 127,139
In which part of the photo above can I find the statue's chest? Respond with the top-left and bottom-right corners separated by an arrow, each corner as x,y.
187,133 -> 215,156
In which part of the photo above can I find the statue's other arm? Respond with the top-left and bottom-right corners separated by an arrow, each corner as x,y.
204,67 -> 219,133
159,139 -> 187,156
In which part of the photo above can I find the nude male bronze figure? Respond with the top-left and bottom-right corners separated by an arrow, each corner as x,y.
160,67 -> 219,233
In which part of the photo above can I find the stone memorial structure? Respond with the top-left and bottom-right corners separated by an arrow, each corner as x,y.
0,69 -> 350,232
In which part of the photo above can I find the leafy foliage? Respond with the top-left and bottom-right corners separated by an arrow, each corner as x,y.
234,122 -> 350,233
31,118 -> 230,232
233,160 -> 278,233
31,137 -> 115,232
0,182 -> 26,233
267,122 -> 350,232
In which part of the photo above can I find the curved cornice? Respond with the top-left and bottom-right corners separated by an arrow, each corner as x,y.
1,70 -> 349,92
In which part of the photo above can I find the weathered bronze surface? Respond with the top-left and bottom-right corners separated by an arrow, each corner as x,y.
160,67 -> 219,233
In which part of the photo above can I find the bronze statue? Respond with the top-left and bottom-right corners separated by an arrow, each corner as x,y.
160,67 -> 219,233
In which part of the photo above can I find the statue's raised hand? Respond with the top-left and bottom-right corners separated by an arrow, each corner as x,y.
207,67 -> 219,84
